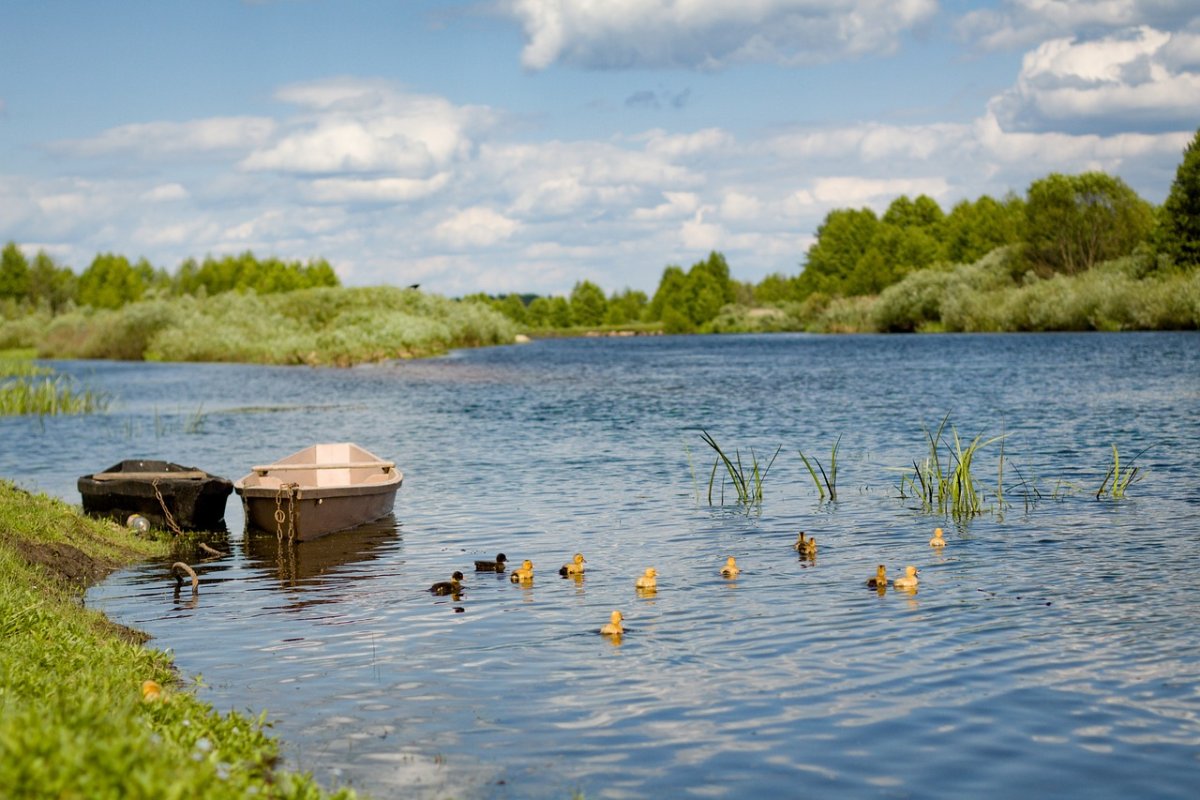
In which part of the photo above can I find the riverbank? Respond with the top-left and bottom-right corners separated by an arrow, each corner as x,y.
0,479 -> 358,799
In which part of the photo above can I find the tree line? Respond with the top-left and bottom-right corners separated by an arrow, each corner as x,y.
0,249 -> 340,313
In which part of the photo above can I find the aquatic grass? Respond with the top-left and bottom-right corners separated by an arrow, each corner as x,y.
895,414 -> 1008,519
797,435 -> 841,501
0,374 -> 110,415
700,429 -> 781,505
1096,443 -> 1147,499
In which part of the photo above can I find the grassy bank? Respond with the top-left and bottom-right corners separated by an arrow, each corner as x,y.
1,286 -> 516,366
0,480 -> 357,799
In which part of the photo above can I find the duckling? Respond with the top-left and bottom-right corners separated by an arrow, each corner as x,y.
558,552 -> 586,577
474,553 -> 508,572
600,610 -> 624,637
141,679 -> 163,702
430,571 -> 465,596
793,531 -> 808,551
893,565 -> 919,591
720,556 -> 741,578
509,559 -> 534,583
635,567 -> 658,590
929,527 -> 946,547
801,535 -> 817,560
866,564 -> 887,588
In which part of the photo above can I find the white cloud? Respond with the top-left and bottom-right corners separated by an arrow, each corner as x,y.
989,26 -> 1200,134
50,117 -> 276,158
506,0 -> 938,70
305,174 -> 452,203
633,191 -> 700,221
434,207 -> 521,248
809,176 -> 951,206
141,183 -> 190,202
956,1 -> 1198,51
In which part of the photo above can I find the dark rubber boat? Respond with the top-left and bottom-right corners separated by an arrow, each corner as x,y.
78,459 -> 234,532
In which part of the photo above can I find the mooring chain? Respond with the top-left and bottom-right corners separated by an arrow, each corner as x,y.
152,478 -> 184,537
273,482 -> 299,543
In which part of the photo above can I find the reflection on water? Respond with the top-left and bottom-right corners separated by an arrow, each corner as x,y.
2,333 -> 1199,799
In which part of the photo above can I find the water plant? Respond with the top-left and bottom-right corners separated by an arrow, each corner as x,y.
0,374 -> 110,416
1096,444 -> 1147,499
798,435 -> 840,500
895,414 -> 1007,519
699,429 -> 781,506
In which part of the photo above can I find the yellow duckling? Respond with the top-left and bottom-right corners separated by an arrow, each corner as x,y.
802,535 -> 817,560
929,528 -> 946,547
141,679 -> 163,702
720,556 -> 741,578
635,567 -> 658,590
893,565 -> 919,591
793,531 -> 808,551
430,571 -> 465,596
600,610 -> 624,637
509,559 -> 534,583
558,553 -> 587,577
866,564 -> 887,588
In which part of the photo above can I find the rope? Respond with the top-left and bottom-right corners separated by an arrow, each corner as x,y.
152,479 -> 184,537
171,562 -> 199,592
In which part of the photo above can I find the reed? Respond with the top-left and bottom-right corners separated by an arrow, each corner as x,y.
896,414 -> 1007,519
797,435 -> 840,500
700,429 -> 781,505
0,374 -> 110,416
1096,444 -> 1146,499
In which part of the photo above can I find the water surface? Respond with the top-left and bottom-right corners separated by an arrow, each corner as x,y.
4,333 -> 1199,798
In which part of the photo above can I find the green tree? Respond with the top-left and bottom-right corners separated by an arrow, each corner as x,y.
604,288 -> 648,324
569,280 -> 608,327
546,295 -> 572,328
78,253 -> 144,309
797,208 -> 880,296
647,265 -> 687,322
28,251 -> 76,311
1024,172 -> 1154,275
942,194 -> 1025,264
525,296 -> 552,328
498,294 -> 528,325
1158,126 -> 1200,269
0,242 -> 31,302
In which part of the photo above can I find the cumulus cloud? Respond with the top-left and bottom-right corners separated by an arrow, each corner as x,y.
505,0 -> 938,70
434,207 -> 521,248
141,183 -> 190,202
49,117 -> 276,158
989,26 -> 1200,134
956,0 -> 1198,51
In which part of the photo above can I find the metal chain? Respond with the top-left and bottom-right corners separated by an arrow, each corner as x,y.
274,482 -> 299,543
152,478 -> 183,537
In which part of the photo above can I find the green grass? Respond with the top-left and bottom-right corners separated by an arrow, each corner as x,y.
700,430 -> 781,506
895,415 -> 1008,519
1096,443 -> 1147,499
0,480 -> 358,799
798,435 -> 841,501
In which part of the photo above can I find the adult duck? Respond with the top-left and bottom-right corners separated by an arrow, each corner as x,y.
474,553 -> 508,571
559,553 -> 586,577
430,571 -> 465,596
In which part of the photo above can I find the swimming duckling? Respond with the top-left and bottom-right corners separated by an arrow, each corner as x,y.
474,553 -> 508,571
430,571 -> 465,596
793,531 -> 808,551
558,553 -> 587,577
929,528 -> 946,547
509,559 -> 534,583
600,610 -> 624,637
866,564 -> 887,588
720,556 -> 741,578
801,535 -> 817,560
893,565 -> 919,591
635,567 -> 658,590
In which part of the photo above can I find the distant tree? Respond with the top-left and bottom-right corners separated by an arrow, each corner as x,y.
647,265 -> 688,322
604,288 -> 648,324
28,251 -> 76,311
498,294 -> 528,325
942,194 -> 1025,264
525,296 -> 552,328
1158,126 -> 1200,269
753,272 -> 800,304
569,280 -> 608,327
0,242 -> 31,302
1024,172 -> 1154,275
796,208 -> 880,296
546,295 -> 572,328
78,253 -> 144,309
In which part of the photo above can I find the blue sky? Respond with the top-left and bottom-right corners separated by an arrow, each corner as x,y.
2,1 -> 1198,296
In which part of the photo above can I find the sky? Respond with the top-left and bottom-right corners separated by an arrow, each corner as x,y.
1,1 -> 1198,297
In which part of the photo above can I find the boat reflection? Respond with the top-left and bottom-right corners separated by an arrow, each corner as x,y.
243,514 -> 402,588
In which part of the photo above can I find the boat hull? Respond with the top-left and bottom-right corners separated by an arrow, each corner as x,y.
77,460 -> 233,532
234,443 -> 402,542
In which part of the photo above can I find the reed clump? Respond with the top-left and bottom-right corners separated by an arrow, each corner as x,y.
1096,444 -> 1146,499
798,435 -> 841,501
700,429 -> 781,506
896,415 -> 1008,519
0,356 -> 109,416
